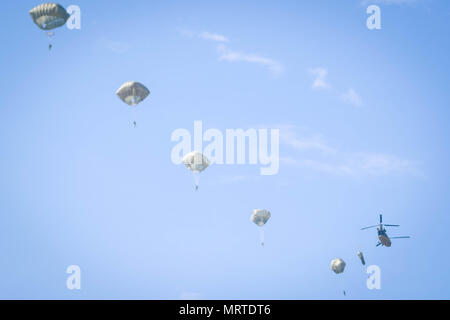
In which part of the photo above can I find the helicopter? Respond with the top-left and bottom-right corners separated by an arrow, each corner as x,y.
361,214 -> 410,247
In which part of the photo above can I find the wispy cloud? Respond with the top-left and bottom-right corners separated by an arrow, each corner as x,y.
353,153 -> 418,175
308,67 -> 330,89
308,67 -> 363,107
216,175 -> 255,184
217,44 -> 283,75
180,29 -> 228,42
199,31 -> 229,42
181,29 -> 283,75
284,153 -> 418,176
341,88 -> 362,107
179,292 -> 203,300
360,0 -> 418,5
100,38 -> 130,54
179,29 -> 195,38
281,157 -> 354,175
278,125 -> 420,176
277,125 -> 336,154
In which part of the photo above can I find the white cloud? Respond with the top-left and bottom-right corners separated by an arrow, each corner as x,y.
180,30 -> 228,42
341,88 -> 362,107
217,44 -> 283,75
307,69 -> 363,107
100,38 -> 130,54
283,153 -> 419,176
277,125 -> 336,154
278,125 -> 419,176
179,292 -> 203,300
354,153 -> 418,175
308,67 -> 329,89
179,29 -> 195,38
282,157 -> 354,175
199,31 -> 229,42
181,30 -> 283,75
361,0 -> 418,5
216,175 -> 255,184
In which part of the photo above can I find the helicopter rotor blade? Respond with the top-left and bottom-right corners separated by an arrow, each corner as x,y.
384,224 -> 400,227
380,214 -> 382,223
361,225 -> 378,230
390,236 -> 410,239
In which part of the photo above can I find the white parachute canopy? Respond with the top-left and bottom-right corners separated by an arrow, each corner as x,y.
182,151 -> 210,173
251,209 -> 271,227
330,258 -> 346,274
182,151 -> 210,190
251,209 -> 271,246
30,3 -> 70,30
116,81 -> 150,106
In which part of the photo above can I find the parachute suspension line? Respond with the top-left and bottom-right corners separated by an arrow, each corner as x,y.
131,105 -> 137,128
46,32 -> 54,51
193,171 -> 200,191
340,274 -> 347,298
260,228 -> 265,247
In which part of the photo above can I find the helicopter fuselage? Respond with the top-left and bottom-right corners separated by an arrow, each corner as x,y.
378,228 -> 391,247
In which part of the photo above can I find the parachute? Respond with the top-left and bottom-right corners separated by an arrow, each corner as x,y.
30,3 -> 70,30
331,258 -> 346,274
29,3 -> 69,50
251,209 -> 271,246
357,251 -> 366,265
116,81 -> 150,106
116,81 -> 150,126
182,151 -> 210,190
331,258 -> 346,296
251,209 -> 271,227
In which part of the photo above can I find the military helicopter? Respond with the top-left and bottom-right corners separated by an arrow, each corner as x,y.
361,214 -> 410,247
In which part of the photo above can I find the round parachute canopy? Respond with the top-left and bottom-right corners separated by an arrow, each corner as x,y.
116,81 -> 150,106
182,151 -> 210,173
331,258 -> 346,274
251,209 -> 271,227
357,251 -> 366,265
29,3 -> 70,30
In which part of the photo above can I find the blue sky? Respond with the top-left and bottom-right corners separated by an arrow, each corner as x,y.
0,0 -> 449,299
